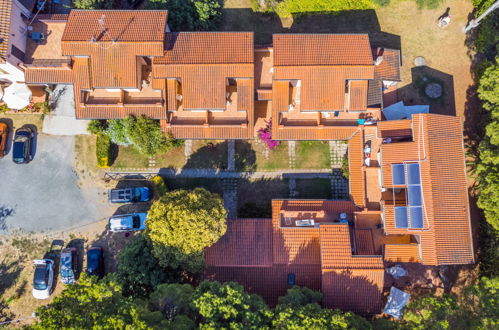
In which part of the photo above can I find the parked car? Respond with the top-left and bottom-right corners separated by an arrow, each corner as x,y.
86,246 -> 104,278
0,122 -> 8,157
12,126 -> 34,164
108,187 -> 150,203
32,259 -> 54,299
60,248 -> 78,285
108,213 -> 147,232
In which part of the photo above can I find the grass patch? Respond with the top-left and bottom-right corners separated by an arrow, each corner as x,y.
185,140 -> 228,169
112,145 -> 186,169
238,178 -> 289,217
295,141 -> 330,169
293,179 -> 331,199
11,236 -> 51,260
0,113 -> 43,131
253,141 -> 289,171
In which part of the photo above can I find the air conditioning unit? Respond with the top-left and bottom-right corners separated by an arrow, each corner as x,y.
295,219 -> 314,227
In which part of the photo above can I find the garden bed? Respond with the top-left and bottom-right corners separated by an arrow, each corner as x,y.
293,179 -> 331,199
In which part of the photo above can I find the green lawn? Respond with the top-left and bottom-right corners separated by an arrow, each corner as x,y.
185,140 -> 228,169
293,179 -> 332,199
295,141 -> 330,169
111,145 -> 186,169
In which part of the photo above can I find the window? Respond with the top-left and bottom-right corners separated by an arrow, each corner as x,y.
392,164 -> 405,185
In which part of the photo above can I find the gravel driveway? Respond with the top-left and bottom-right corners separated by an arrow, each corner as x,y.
0,135 -> 110,233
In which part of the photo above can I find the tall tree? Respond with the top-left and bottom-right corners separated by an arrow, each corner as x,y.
193,281 -> 273,329
116,235 -> 179,298
145,188 -> 227,272
31,274 -> 151,329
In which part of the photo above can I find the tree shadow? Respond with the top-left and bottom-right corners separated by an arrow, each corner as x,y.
221,8 -> 400,49
67,238 -> 86,279
395,65 -> 456,116
234,140 -> 257,172
0,206 -> 15,232
183,141 -> 228,170
0,258 -> 22,295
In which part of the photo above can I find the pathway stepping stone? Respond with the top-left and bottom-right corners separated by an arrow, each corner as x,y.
227,139 -> 235,171
288,178 -> 299,198
288,140 -> 296,168
184,140 -> 193,160
330,169 -> 349,199
329,141 -> 348,168
223,179 -> 238,219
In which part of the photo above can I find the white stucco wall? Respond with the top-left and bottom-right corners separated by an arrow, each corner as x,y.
0,0 -> 28,83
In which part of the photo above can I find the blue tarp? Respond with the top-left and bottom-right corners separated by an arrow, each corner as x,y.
382,101 -> 429,120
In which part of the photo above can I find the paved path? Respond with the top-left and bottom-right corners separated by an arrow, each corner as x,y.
0,135 -> 111,233
42,85 -> 90,136
288,141 -> 296,168
227,140 -> 235,171
130,168 -> 334,179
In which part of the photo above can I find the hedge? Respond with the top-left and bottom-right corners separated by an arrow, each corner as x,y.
96,134 -> 112,168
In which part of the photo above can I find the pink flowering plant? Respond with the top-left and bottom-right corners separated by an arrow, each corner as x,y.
257,120 -> 280,150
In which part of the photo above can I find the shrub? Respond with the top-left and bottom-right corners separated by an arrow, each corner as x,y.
106,119 -> 130,146
145,0 -> 222,31
124,116 -> 181,156
152,176 -> 168,197
87,119 -> 107,135
341,151 -> 349,180
257,120 -> 280,150
73,0 -> 114,9
96,134 -> 112,168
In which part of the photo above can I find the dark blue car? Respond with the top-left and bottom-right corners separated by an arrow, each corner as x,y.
86,247 -> 104,278
12,127 -> 34,164
108,187 -> 150,203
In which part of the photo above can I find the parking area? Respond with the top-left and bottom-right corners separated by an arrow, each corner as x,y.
0,134 -> 112,232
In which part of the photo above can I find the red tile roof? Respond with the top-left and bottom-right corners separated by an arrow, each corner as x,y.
62,10 -> 167,42
373,48 -> 401,81
348,130 -> 366,208
0,0 -> 13,63
205,219 -> 273,267
273,34 -> 373,66
156,32 -> 254,64
380,114 -> 474,265
205,200 -> 383,313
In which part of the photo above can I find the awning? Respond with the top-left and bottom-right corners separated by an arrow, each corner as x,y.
384,286 -> 411,319
382,101 -> 429,120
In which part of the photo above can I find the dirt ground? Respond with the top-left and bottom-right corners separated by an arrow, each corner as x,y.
0,219 -> 138,325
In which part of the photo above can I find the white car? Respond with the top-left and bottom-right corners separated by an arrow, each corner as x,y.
108,213 -> 147,232
32,259 -> 54,300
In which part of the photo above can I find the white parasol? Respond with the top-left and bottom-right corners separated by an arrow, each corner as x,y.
0,86 -> 3,101
3,83 -> 32,110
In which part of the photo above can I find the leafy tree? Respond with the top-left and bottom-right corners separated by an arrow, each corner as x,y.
87,119 -> 107,135
31,274 -> 151,329
125,116 -> 181,156
193,281 -> 273,329
116,235 -> 178,298
402,277 -> 499,329
273,286 -> 371,329
146,188 -> 227,272
73,0 -> 114,9
149,283 -> 195,321
477,60 -> 499,111
277,286 -> 322,307
272,303 -> 371,330
106,119 -> 130,146
145,0 -> 222,31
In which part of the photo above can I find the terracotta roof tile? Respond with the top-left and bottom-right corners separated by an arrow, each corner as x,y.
62,10 -> 167,42
205,264 -> 322,307
380,114 -> 474,265
377,119 -> 412,138
205,219 -> 273,267
322,268 -> 384,314
349,80 -> 368,111
274,66 -> 374,111
367,80 -> 383,107
156,32 -> 253,64
273,34 -> 373,66
272,126 -> 359,141
348,131 -> 366,208
0,0 -> 13,63
25,67 -> 73,84
354,229 -> 375,255
384,244 -> 421,263
373,48 -> 401,81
